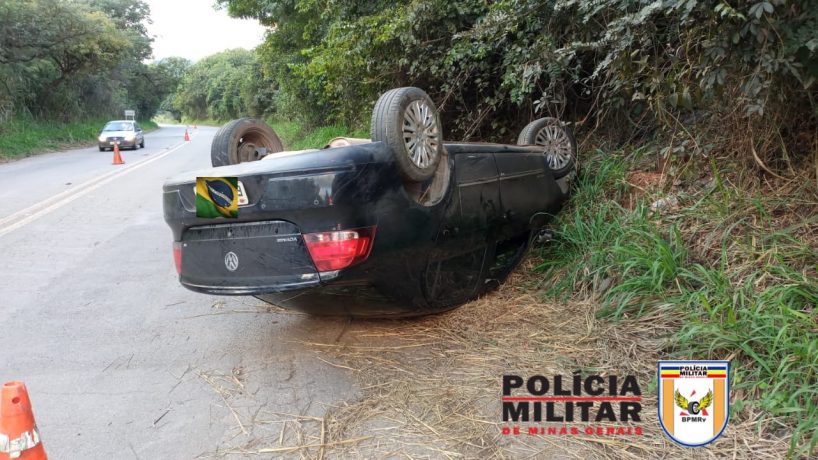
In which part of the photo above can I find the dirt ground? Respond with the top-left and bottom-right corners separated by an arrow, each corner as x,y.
197,257 -> 795,459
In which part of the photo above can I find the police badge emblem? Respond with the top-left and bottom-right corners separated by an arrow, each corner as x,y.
658,360 -> 730,446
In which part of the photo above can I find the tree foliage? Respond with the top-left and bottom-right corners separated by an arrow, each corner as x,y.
0,0 -> 184,123
217,0 -> 817,147
172,49 -> 274,121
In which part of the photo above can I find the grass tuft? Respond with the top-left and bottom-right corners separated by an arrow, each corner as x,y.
267,118 -> 368,151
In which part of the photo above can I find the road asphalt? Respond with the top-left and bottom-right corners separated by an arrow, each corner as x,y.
0,125 -> 357,458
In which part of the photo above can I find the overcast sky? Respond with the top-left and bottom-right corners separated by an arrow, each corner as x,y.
144,0 -> 267,62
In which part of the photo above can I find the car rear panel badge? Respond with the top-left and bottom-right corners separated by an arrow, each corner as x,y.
658,360 -> 730,446
224,252 -> 239,272
196,177 -> 238,218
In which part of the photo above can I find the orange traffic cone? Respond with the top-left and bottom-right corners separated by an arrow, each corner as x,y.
112,143 -> 124,165
0,381 -> 47,460
184,129 -> 190,141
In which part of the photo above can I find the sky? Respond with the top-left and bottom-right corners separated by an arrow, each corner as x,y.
144,0 -> 267,62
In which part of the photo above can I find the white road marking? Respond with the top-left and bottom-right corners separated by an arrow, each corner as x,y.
0,134 -> 196,238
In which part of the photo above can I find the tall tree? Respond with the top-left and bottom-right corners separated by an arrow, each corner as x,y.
0,0 -> 169,120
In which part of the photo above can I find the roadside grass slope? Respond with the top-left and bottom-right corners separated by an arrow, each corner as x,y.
0,117 -> 158,160
539,149 -> 818,456
267,119 -> 368,151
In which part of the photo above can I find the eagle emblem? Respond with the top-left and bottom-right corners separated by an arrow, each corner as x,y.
674,389 -> 713,416
659,360 -> 730,447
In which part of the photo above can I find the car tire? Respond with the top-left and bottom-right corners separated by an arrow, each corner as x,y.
99,147 -> 105,152
211,118 -> 284,167
371,87 -> 443,182
517,117 -> 577,178
140,139 -> 145,149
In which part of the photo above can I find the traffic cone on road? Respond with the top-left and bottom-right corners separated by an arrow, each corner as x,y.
184,129 -> 190,141
0,381 -> 48,460
112,143 -> 124,165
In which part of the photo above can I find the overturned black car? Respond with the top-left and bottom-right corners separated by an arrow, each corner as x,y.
163,87 -> 577,317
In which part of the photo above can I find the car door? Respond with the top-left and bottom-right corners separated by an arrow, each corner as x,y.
134,123 -> 143,143
423,150 -> 501,307
494,151 -> 559,237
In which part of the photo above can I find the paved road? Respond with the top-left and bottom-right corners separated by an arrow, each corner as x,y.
0,126 -> 356,458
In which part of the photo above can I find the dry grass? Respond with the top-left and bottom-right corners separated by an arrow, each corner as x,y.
192,256 -> 796,459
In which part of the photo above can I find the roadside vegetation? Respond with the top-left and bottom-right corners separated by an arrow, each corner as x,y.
0,0 -> 187,158
206,1 -> 816,141
180,117 -> 368,151
0,118 -> 157,160
165,49 -> 272,122
540,147 -> 817,455
265,120 -> 368,151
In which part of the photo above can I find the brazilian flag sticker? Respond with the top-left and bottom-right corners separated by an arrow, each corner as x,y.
196,177 -> 238,218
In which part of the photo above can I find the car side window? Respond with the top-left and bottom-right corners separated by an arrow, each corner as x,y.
135,123 -> 141,131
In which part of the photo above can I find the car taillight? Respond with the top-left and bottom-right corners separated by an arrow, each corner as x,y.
303,226 -> 376,272
173,242 -> 182,274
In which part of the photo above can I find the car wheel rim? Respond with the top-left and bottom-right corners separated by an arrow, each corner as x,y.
236,127 -> 276,163
535,124 -> 574,171
402,100 -> 440,169
238,140 -> 260,162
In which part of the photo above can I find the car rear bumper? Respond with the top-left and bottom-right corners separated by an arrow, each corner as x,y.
99,140 -> 137,149
181,277 -> 320,295
255,282 -> 439,317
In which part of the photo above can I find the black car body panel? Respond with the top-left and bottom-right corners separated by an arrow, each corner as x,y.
163,141 -> 569,317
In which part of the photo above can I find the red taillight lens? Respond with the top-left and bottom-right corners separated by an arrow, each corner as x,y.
173,242 -> 182,274
303,226 -> 376,272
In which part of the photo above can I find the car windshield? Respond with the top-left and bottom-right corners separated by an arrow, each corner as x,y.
103,122 -> 133,131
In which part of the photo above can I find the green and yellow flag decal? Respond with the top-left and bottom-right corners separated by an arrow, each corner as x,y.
196,177 -> 239,218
